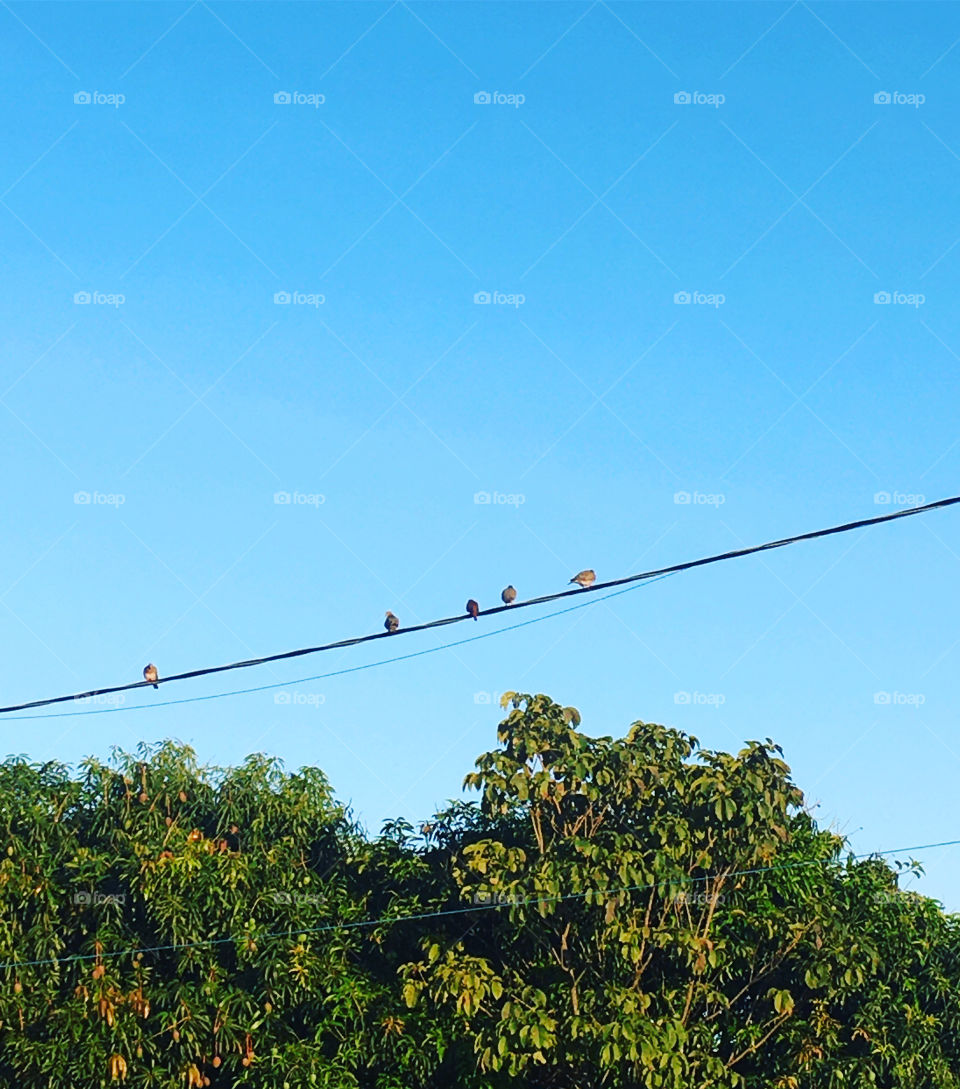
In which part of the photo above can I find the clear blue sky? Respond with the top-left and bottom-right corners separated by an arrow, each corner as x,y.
2,2 -> 960,904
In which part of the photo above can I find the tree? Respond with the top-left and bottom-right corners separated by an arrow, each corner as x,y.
2,697 -> 960,1087
401,692 -> 960,1088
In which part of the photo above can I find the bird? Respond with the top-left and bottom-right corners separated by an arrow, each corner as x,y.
570,569 -> 596,588
384,611 -> 399,633
466,599 -> 479,621
143,664 -> 159,689
501,585 -> 517,605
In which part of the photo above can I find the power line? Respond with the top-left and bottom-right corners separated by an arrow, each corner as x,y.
0,835 -> 952,973
0,575 -> 676,720
1,494 -> 957,716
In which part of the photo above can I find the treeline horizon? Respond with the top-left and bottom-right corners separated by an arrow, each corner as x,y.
2,692 -> 959,1088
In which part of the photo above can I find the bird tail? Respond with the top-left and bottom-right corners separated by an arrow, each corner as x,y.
153,683 -> 159,689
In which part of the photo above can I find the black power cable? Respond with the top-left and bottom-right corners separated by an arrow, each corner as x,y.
0,494 -> 956,716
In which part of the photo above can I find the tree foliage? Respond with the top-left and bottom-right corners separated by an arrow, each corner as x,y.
1,696 -> 958,1087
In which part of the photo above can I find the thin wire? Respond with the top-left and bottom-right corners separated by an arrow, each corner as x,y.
0,574 -> 675,721
0,835 -> 953,972
2,494 -> 958,716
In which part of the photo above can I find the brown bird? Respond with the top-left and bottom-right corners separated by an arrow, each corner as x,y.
569,569 -> 596,588
466,599 -> 479,621
384,611 -> 399,633
501,585 -> 517,605
143,663 -> 159,689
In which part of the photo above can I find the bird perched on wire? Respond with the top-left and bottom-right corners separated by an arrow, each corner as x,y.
143,664 -> 159,689
466,599 -> 480,621
501,585 -> 517,605
384,611 -> 400,633
570,569 -> 596,588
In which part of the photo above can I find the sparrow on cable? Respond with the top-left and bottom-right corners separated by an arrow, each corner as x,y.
569,569 -> 596,588
501,585 -> 517,605
384,611 -> 400,633
143,664 -> 159,689
466,599 -> 480,621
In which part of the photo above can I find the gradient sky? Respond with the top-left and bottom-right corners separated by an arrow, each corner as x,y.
2,2 -> 960,904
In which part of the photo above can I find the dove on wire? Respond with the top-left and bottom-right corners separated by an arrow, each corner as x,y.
466,599 -> 480,621
143,664 -> 159,689
501,585 -> 517,604
569,569 -> 596,588
384,611 -> 400,633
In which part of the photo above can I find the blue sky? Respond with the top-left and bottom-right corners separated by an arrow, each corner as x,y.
2,2 -> 960,904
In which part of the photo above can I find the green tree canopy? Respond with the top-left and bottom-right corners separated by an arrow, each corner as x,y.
1,696 -> 958,1087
